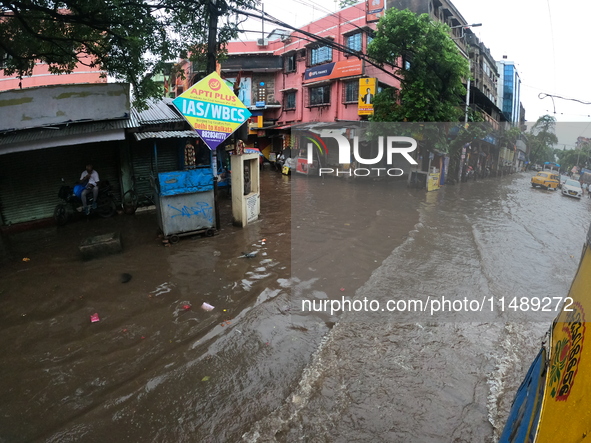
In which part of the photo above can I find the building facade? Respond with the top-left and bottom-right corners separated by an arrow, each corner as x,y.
0,55 -> 106,91
496,59 -> 522,125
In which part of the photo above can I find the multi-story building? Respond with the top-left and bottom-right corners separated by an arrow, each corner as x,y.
496,58 -> 522,125
171,3 -> 401,164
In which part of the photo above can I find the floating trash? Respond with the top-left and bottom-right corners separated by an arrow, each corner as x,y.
201,302 -> 214,311
90,313 -> 100,323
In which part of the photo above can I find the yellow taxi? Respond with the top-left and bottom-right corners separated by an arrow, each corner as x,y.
531,171 -> 560,190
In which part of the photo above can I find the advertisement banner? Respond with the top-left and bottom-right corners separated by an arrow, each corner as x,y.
172,72 -> 251,150
358,78 -> 376,115
427,173 -> 441,191
303,59 -> 363,83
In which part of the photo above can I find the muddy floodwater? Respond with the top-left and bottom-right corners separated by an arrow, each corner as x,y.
0,170 -> 589,442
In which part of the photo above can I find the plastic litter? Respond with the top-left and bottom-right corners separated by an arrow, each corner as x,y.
22,258 -> 30,262
201,376 -> 210,381
201,302 -> 214,311
90,313 -> 100,323
182,304 -> 191,311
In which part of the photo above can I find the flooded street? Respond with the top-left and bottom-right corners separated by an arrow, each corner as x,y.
1,171 -> 589,442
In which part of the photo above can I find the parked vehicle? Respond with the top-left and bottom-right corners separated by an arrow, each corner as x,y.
561,179 -> 583,198
559,175 -> 569,188
54,179 -> 117,225
531,172 -> 560,190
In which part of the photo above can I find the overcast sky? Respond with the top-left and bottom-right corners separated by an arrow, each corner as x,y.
238,0 -> 591,145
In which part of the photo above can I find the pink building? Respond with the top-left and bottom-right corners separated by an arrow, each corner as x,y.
0,54 -> 106,91
173,3 -> 399,157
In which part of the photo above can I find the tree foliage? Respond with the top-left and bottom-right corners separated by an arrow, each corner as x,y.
367,8 -> 469,122
0,0 -> 258,106
338,0 -> 358,8
556,140 -> 591,171
528,115 -> 558,165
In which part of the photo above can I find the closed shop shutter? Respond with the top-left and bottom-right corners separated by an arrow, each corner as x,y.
130,139 -> 181,200
0,142 -> 121,225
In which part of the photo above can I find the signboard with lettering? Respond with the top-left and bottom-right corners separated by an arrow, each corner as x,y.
172,72 -> 251,150
366,0 -> 385,22
303,59 -> 363,83
358,78 -> 376,115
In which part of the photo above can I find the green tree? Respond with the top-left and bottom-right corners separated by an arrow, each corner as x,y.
339,0 -> 358,8
367,8 -> 469,122
0,0 -> 257,107
528,115 -> 558,165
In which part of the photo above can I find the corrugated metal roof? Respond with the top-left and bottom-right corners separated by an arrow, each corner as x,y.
134,130 -> 199,141
131,98 -> 185,126
0,119 -> 131,147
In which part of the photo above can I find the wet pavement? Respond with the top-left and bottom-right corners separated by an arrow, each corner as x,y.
0,170 -> 589,442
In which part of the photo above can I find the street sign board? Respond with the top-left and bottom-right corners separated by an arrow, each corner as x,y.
172,72 -> 251,150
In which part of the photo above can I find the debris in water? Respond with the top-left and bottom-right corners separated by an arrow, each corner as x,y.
120,273 -> 132,283
201,302 -> 214,311
182,304 -> 191,311
201,376 -> 210,382
340,288 -> 345,292
240,251 -> 258,258
22,258 -> 30,262
90,313 -> 100,323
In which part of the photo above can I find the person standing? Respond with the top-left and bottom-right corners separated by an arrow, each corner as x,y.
80,164 -> 99,215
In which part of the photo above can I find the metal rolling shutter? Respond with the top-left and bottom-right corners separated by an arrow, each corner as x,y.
0,142 -> 121,225
131,139 -> 181,199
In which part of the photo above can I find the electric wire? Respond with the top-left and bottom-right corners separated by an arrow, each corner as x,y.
230,6 -> 403,83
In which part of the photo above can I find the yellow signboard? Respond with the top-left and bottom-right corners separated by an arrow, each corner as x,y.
358,78 -> 376,115
427,173 -> 440,191
535,243 -> 591,443
172,72 -> 251,150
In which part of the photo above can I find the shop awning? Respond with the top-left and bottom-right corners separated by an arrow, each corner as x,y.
133,130 -> 200,141
0,119 -> 130,155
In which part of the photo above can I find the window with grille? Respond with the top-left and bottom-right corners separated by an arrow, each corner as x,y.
285,53 -> 296,73
310,46 -> 332,65
343,81 -> 358,103
285,91 -> 296,109
309,84 -> 331,106
346,33 -> 362,52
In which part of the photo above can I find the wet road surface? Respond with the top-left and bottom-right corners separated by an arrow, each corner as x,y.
0,171 -> 588,442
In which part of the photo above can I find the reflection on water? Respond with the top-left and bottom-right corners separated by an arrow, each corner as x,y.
0,172 -> 588,442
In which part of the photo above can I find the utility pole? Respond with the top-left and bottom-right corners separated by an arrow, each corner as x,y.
465,59 -> 471,124
206,0 -> 219,75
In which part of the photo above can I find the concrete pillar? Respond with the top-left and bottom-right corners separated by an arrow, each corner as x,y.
230,153 -> 260,227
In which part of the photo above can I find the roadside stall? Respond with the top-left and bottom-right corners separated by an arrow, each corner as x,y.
152,138 -> 217,242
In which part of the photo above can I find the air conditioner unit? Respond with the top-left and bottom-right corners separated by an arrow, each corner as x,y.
257,38 -> 269,46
